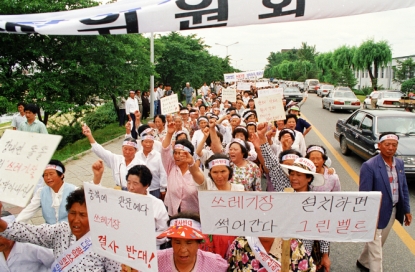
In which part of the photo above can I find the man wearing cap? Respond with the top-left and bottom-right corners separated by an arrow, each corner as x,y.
357,132 -> 412,272
182,82 -> 194,105
125,90 -> 139,123
289,105 -> 312,136
0,213 -> 54,272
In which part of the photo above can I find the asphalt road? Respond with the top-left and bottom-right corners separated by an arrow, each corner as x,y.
299,94 -> 415,271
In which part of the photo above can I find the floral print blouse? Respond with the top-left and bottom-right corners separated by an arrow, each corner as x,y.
230,160 -> 262,191
227,237 -> 316,272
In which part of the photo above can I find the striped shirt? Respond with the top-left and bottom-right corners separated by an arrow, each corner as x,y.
18,120 -> 48,134
384,158 -> 399,205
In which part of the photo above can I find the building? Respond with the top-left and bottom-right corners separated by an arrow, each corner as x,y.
354,54 -> 415,90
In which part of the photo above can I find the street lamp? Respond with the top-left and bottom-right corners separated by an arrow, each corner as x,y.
215,42 -> 239,57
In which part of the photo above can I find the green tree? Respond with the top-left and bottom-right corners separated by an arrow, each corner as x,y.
353,39 -> 392,88
393,58 -> 415,84
401,78 -> 415,95
297,42 -> 317,63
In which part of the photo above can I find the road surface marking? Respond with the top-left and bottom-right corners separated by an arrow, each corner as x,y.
302,113 -> 415,256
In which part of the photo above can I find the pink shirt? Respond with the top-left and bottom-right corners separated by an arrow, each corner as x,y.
310,166 -> 341,192
157,248 -> 228,272
162,146 -> 199,216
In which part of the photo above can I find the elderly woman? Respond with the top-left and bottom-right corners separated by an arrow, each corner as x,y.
281,114 -> 307,156
162,121 -> 200,217
16,160 -> 77,224
225,126 -> 257,162
157,213 -> 228,272
153,114 -> 167,142
0,188 -> 120,271
83,125 -> 142,190
191,116 -> 209,150
305,145 -> 341,192
271,128 -> 296,158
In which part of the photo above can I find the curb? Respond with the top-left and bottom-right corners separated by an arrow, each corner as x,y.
62,135 -> 125,164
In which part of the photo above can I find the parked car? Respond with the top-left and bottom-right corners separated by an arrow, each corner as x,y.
283,87 -> 303,104
363,90 -> 403,109
304,79 -> 320,93
322,90 -> 361,112
334,109 -> 415,178
333,86 -> 352,92
317,84 -> 334,97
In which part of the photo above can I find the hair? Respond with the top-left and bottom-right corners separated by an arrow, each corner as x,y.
187,103 -> 193,108
137,124 -> 151,136
284,114 -> 298,124
205,131 -> 223,147
126,165 -> 153,187
189,109 -> 197,115
374,86 -> 378,91
378,131 -> 399,141
17,102 -> 26,108
176,131 -> 188,140
246,123 -> 257,132
305,145 -> 328,162
247,98 -> 255,109
65,187 -> 86,212
226,107 -> 236,113
158,83 -> 163,88
232,127 -> 249,140
174,139 -> 194,156
205,153 -> 233,181
278,129 -> 295,142
45,159 -> 65,178
154,114 -> 166,124
24,103 -> 39,114
229,140 -> 250,159
279,149 -> 303,163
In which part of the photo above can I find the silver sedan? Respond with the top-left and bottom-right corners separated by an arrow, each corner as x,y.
322,91 -> 361,112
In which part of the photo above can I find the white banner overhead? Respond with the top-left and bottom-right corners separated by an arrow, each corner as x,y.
1,0 -> 415,35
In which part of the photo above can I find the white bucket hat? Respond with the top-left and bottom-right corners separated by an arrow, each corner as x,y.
280,158 -> 325,187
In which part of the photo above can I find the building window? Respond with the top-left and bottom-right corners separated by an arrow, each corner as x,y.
381,67 -> 384,78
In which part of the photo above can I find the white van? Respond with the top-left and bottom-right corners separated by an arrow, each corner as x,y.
304,79 -> 320,93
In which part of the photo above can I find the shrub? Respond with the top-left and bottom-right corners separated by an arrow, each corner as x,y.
82,103 -> 118,131
48,122 -> 84,150
0,96 -> 16,115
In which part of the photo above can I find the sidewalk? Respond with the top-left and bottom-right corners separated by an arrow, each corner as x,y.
3,136 -> 125,225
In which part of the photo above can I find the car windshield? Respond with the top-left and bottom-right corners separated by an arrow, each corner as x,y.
284,88 -> 300,94
334,92 -> 356,98
338,87 -> 351,91
377,116 -> 415,135
382,92 -> 402,98
322,85 -> 334,89
309,80 -> 319,85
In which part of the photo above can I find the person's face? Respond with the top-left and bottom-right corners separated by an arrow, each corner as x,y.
173,150 -> 186,166
213,109 -> 220,115
154,117 -> 164,130
378,139 -> 398,159
290,110 -> 299,116
210,165 -> 230,187
127,174 -> 148,195
129,92 -> 135,98
17,105 -> 24,114
247,115 -> 256,122
25,110 -> 36,122
247,125 -> 256,135
141,139 -> 154,153
234,132 -> 246,141
199,120 -> 207,129
200,107 -> 206,114
174,118 -> 182,130
276,120 -> 285,130
43,169 -> 63,191
181,113 -> 189,120
229,143 -> 244,163
308,151 -> 325,171
286,118 -> 296,129
236,100 -> 243,109
172,238 -> 199,267
122,145 -> 136,161
0,236 -> 14,252
230,118 -> 240,127
186,83 -> 190,87
289,171 -> 311,192
68,202 -> 90,240
248,101 -> 255,108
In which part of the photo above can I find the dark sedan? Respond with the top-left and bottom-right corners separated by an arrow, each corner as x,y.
334,109 -> 415,178
283,87 -> 303,104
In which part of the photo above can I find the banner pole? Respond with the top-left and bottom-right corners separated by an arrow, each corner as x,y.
150,32 -> 155,119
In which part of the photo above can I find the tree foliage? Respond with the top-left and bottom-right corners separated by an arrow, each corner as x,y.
393,58 -> 415,84
401,78 -> 415,95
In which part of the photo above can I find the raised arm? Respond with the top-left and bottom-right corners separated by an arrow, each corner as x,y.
162,121 -> 175,149
196,127 -> 209,158
92,159 -> 105,185
82,124 -> 96,144
181,151 -> 204,185
208,119 -> 223,153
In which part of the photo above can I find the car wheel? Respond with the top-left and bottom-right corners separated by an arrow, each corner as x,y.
329,104 -> 334,112
340,136 -> 351,155
322,101 -> 325,109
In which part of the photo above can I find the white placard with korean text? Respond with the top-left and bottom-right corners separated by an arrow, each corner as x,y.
255,95 -> 286,123
224,73 -> 236,82
222,88 -> 237,102
257,88 -> 284,98
84,183 -> 158,272
160,93 -> 179,115
1,1 -> 414,35
237,82 -> 251,91
255,81 -> 270,88
199,191 -> 382,242
0,130 -> 62,207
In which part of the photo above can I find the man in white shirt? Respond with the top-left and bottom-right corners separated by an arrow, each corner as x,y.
0,213 -> 54,272
11,102 -> 26,130
200,82 -> 210,96
370,86 -> 379,109
125,90 -> 139,123
155,83 -> 164,115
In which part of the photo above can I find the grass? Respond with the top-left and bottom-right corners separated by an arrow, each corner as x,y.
52,123 -> 125,161
0,121 -> 11,128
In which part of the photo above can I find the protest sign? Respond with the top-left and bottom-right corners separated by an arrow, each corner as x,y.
84,182 -> 158,272
0,1 -> 414,35
236,82 -> 251,91
224,73 -> 236,82
160,94 -> 179,115
255,95 -> 286,123
255,81 -> 270,88
0,130 -> 62,207
258,88 -> 284,98
199,191 -> 382,242
222,88 -> 237,102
